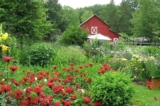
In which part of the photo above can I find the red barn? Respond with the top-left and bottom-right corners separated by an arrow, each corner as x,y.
80,15 -> 120,42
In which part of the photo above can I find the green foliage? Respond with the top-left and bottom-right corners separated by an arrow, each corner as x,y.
131,0 -> 160,41
53,46 -> 88,65
91,71 -> 134,106
62,6 -> 80,27
44,0 -> 64,41
20,42 -> 55,67
0,0 -> 52,43
109,58 -> 128,70
60,26 -> 88,46
143,46 -> 160,57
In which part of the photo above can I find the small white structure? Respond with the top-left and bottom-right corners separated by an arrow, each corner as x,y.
88,33 -> 111,40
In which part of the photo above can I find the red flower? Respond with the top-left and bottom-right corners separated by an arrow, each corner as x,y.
146,80 -> 152,90
74,69 -> 79,73
61,100 -> 71,106
84,64 -> 89,68
14,89 -> 23,100
3,56 -> 13,62
154,96 -> 158,101
88,62 -> 93,67
85,78 -> 92,83
53,85 -> 64,94
54,102 -> 61,106
1,84 -> 11,92
78,65 -> 83,69
47,82 -> 54,89
94,100 -> 103,106
10,65 -> 18,73
65,86 -> 74,93
20,99 -> 29,105
52,65 -> 58,70
83,97 -> 91,104
26,87 -> 32,94
40,95 -> 53,106
80,72 -> 87,77
33,86 -> 43,95
70,62 -> 74,67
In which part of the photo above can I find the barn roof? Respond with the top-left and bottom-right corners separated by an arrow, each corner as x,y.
79,15 -> 110,27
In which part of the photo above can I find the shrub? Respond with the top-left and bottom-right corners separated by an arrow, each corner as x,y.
60,26 -> 88,46
91,71 -> 134,106
20,42 -> 55,67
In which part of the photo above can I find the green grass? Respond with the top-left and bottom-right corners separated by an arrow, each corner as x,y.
131,83 -> 160,106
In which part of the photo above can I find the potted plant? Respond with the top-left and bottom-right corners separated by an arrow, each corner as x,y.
151,67 -> 160,88
144,56 -> 160,88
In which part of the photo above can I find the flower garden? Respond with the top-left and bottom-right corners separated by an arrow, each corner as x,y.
0,31 -> 160,106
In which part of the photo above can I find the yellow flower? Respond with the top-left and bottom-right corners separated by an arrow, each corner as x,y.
1,45 -> 8,51
2,33 -> 8,40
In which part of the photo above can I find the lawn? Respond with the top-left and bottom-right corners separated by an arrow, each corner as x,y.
131,83 -> 160,106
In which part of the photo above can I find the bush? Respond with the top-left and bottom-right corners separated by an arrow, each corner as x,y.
20,42 -> 55,67
91,71 -> 134,106
60,26 -> 88,46
53,46 -> 88,65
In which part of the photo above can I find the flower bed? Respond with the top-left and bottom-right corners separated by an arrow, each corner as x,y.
0,56 -> 134,106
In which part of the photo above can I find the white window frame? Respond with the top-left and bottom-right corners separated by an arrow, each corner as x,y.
91,26 -> 98,34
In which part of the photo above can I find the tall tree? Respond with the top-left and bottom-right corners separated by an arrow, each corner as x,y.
131,0 -> 160,41
62,6 -> 80,27
44,0 -> 64,40
100,0 -> 119,32
85,4 -> 104,16
0,0 -> 52,45
80,9 -> 93,22
117,0 -> 136,35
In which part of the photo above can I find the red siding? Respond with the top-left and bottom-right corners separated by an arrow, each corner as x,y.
80,15 -> 119,41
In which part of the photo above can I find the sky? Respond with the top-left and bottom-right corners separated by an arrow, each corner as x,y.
58,0 -> 122,9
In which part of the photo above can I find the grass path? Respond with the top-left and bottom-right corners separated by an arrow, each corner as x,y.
131,83 -> 160,106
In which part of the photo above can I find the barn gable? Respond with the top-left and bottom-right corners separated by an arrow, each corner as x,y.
80,15 -> 120,42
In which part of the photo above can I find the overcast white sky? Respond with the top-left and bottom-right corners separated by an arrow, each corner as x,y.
58,0 -> 122,9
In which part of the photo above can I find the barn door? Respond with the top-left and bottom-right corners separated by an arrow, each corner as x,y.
91,26 -> 98,34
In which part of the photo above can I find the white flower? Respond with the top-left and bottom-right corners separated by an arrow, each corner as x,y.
44,79 -> 47,82
23,88 -> 26,92
35,77 -> 37,81
2,79 -> 5,81
78,88 -> 85,93
134,76 -> 136,79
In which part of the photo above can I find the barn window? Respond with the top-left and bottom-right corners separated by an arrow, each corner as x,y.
91,26 -> 98,34
113,38 -> 118,45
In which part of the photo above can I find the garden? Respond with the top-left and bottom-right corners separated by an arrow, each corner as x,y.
0,30 -> 160,106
